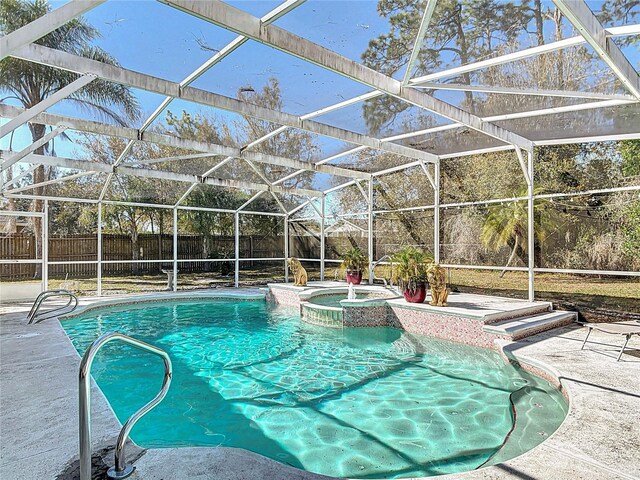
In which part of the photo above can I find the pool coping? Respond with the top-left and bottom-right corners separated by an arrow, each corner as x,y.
59,290 -> 267,320
1,289 -> 638,479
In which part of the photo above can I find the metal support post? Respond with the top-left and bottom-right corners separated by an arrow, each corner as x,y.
527,150 -> 535,301
234,212 -> 240,288
320,195 -> 325,281
43,199 -> 48,290
434,161 -> 440,263
97,202 -> 102,296
368,179 -> 374,284
284,214 -> 289,283
172,208 -> 178,291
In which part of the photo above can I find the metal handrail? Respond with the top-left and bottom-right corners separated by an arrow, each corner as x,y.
27,289 -> 78,324
79,332 -> 172,480
371,255 -> 394,287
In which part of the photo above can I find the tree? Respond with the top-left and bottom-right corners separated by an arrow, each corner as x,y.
235,78 -> 317,188
619,140 -> 640,177
480,188 -> 554,276
616,139 -> 640,264
361,0 -> 531,133
0,0 -> 139,274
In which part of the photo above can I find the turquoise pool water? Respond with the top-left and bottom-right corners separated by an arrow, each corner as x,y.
62,299 -> 567,478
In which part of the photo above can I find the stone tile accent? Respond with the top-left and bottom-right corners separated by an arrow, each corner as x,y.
267,285 -> 303,308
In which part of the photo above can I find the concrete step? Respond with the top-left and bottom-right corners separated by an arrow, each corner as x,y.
483,310 -> 577,340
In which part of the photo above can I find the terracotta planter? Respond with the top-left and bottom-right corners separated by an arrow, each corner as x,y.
346,270 -> 363,285
403,282 -> 427,303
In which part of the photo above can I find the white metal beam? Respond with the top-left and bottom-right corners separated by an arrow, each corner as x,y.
0,74 -> 95,138
515,146 -> 531,186
367,179 -> 374,283
0,0 -> 106,61
402,0 -> 438,85
100,0 -> 307,200
483,99 -> 633,122
306,197 -> 322,217
320,194 -> 325,280
270,191 -> 288,214
300,91 -> 382,119
355,180 -> 369,205
135,152 -> 216,166
411,82 -> 636,101
0,125 -> 67,173
3,170 -> 95,195
0,104 -> 368,180
234,212 -> 240,287
253,22 -> 640,186
11,43 -> 433,163
323,180 -> 358,195
408,24 -> 640,85
176,156 -> 235,206
527,149 -> 534,301
174,183 -> 199,207
242,23 -> 640,184
237,191 -> 264,212
553,0 -> 640,99
272,146 -> 367,187
369,98 -> 636,177
5,150 -> 324,197
287,199 -> 311,217
161,0 -> 532,151
1,165 -> 38,190
433,160 -> 440,263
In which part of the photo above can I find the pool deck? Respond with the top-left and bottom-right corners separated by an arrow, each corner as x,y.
1,289 -> 638,480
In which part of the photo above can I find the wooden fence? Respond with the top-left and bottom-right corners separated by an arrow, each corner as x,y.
1,233 -> 285,280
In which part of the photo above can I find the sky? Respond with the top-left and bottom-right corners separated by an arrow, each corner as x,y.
1,0 -> 639,190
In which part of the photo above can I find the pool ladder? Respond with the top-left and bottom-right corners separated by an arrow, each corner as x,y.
79,332 -> 172,480
371,255 -> 394,287
27,289 -> 78,324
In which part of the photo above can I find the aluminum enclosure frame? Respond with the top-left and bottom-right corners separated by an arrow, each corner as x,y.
1,0 -> 639,301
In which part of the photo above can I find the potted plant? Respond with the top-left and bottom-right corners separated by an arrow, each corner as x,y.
391,247 -> 433,303
340,247 -> 368,285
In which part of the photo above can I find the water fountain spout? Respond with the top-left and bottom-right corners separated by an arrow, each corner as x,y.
347,282 -> 356,300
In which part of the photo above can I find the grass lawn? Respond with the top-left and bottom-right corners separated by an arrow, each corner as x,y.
8,265 -> 637,315
446,269 -> 639,313
448,269 -> 639,299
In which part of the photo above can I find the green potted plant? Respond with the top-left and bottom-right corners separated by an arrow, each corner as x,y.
340,247 -> 368,285
391,247 -> 433,303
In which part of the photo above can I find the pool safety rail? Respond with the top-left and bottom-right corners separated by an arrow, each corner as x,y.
372,255 -> 394,287
26,289 -> 78,324
78,332 -> 173,480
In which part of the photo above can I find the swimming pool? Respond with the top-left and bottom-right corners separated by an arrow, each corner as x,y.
62,299 -> 567,478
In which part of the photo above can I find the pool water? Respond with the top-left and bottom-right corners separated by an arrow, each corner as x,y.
62,299 -> 567,478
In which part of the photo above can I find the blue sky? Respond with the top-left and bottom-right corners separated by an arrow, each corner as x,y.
2,0 -> 638,185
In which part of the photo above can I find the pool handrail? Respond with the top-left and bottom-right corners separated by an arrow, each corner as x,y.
372,255 -> 394,287
78,332 -> 172,480
27,289 -> 78,324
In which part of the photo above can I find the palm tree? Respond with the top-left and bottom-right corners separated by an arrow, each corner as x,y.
481,188 -> 554,277
1,0 -> 140,274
